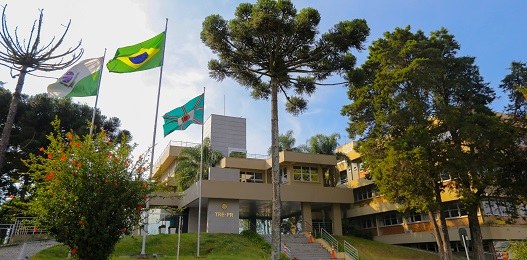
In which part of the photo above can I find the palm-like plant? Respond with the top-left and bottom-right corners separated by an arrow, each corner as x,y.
304,133 -> 350,186
173,138 -> 223,192
267,130 -> 304,155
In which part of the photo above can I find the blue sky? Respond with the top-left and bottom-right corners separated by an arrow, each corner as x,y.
1,0 -> 526,159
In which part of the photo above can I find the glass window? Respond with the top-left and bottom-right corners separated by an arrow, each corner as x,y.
360,215 -> 377,229
381,212 -> 402,226
339,170 -> 347,184
481,199 -> 515,217
240,171 -> 263,183
407,212 -> 429,223
354,185 -> 375,201
280,168 -> 288,184
443,202 -> 466,218
292,166 -> 319,182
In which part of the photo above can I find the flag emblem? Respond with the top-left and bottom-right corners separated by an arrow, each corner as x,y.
106,32 -> 165,73
48,57 -> 103,98
163,94 -> 204,136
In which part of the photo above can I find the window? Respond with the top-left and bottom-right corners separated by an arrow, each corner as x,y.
359,215 -> 377,229
481,199 -> 515,217
407,212 -> 429,223
443,202 -> 466,218
292,166 -> 319,182
240,171 -> 263,183
280,168 -> 288,184
381,212 -> 402,226
339,170 -> 347,184
354,185 -> 376,202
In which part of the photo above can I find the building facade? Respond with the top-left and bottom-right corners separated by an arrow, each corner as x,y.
149,114 -> 527,255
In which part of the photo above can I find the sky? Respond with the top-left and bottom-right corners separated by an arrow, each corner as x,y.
1,0 -> 526,161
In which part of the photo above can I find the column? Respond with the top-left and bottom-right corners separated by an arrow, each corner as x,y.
331,203 -> 343,236
301,202 -> 313,233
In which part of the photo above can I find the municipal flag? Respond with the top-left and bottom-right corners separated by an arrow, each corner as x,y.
163,94 -> 204,136
47,57 -> 103,97
106,32 -> 165,73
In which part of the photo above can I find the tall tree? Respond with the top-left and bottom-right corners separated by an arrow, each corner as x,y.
201,1 -> 369,257
341,27 -> 510,259
0,5 -> 83,174
172,138 -> 223,192
497,62 -> 527,206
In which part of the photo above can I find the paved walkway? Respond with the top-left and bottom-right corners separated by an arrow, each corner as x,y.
0,240 -> 59,259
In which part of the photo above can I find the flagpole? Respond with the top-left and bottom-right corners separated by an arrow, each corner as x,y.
89,49 -> 107,135
197,87 -> 205,257
141,18 -> 168,257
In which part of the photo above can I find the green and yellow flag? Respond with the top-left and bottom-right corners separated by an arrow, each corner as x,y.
106,32 -> 165,73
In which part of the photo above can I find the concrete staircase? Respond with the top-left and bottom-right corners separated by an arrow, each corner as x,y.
263,234 -> 341,260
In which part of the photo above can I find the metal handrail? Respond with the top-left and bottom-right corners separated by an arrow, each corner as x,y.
321,228 -> 339,251
343,240 -> 359,260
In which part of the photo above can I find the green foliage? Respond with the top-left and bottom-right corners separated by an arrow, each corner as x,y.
26,119 -> 149,260
341,26 -> 520,258
0,89 -> 130,202
201,0 -> 369,114
173,138 -> 223,191
229,151 -> 247,158
508,240 -> 527,260
267,130 -> 304,155
241,230 -> 271,251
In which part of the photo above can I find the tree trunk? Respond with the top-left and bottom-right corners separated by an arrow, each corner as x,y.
0,66 -> 28,174
428,210 -> 446,259
270,79 -> 281,260
435,183 -> 453,260
467,203 -> 485,260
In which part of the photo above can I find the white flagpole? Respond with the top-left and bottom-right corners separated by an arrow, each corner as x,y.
141,18 -> 169,256
89,49 -> 107,135
197,87 -> 205,257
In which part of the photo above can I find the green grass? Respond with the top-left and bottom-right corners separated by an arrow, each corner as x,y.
336,235 -> 441,260
33,232 -> 451,260
32,233 -> 270,260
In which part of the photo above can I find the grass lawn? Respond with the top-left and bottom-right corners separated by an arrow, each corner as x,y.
336,235 -> 441,260
32,233 -> 270,260
33,232 -> 458,260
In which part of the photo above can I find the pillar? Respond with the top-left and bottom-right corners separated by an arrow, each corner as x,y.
331,203 -> 342,235
301,202 -> 313,233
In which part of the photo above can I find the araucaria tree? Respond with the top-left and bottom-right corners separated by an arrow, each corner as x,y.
342,27 -> 515,260
26,120 -> 149,260
0,5 -> 83,174
201,1 -> 369,258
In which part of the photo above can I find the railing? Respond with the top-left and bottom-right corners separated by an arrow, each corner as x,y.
312,221 -> 332,236
343,240 -> 359,260
154,140 -> 201,170
321,228 -> 339,251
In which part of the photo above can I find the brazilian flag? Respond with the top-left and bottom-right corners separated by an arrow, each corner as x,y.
106,32 -> 165,73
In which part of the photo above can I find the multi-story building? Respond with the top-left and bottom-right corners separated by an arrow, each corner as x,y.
149,114 -> 527,255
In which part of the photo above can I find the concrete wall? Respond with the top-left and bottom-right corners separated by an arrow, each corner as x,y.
188,207 -> 207,233
207,198 -> 240,233
204,114 -> 246,156
209,167 -> 239,181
